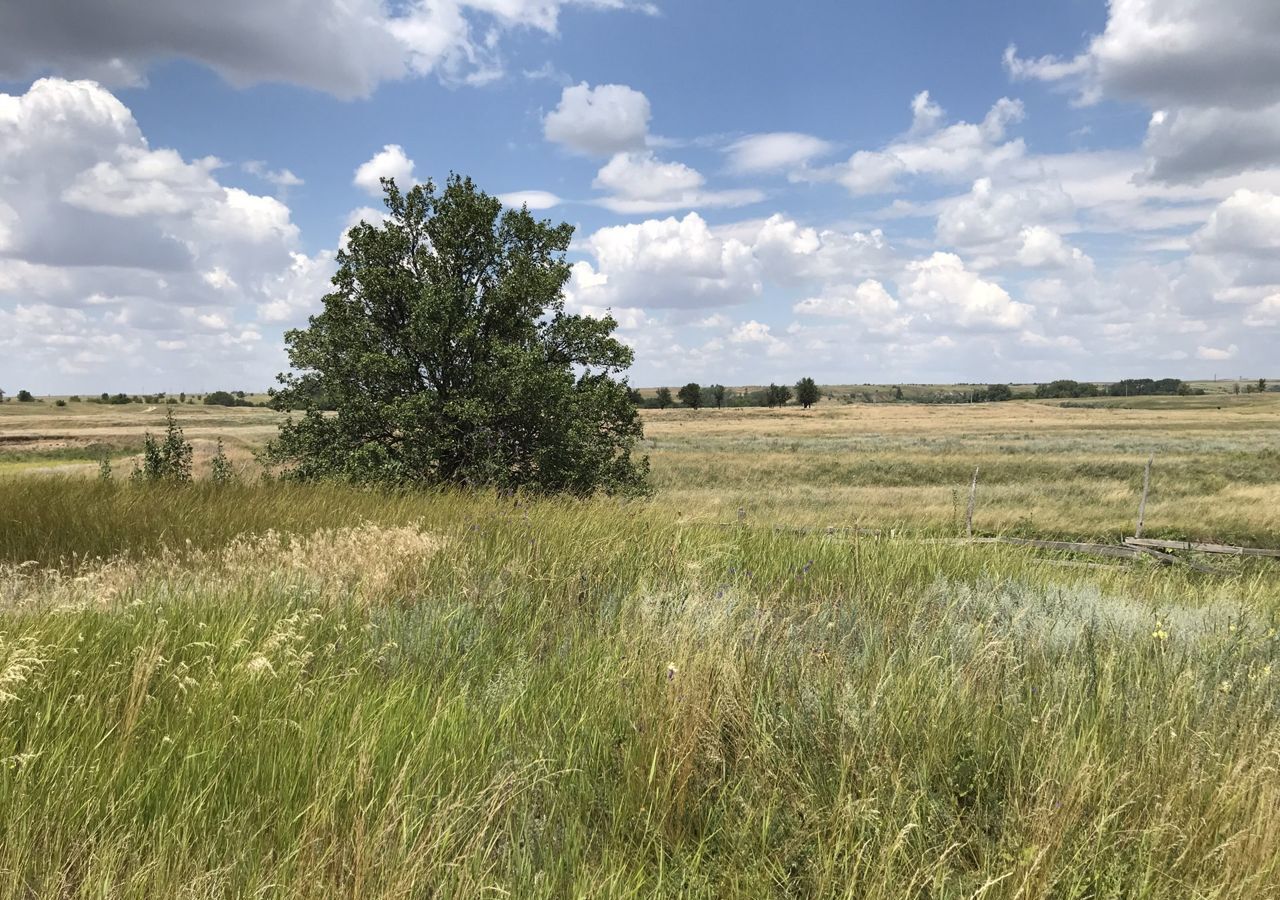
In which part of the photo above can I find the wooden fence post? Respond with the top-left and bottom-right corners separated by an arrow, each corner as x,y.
1135,454 -> 1154,538
966,466 -> 980,539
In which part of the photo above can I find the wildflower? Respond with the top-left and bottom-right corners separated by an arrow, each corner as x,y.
666,662 -> 678,681
1218,680 -> 1233,695
1151,620 -> 1169,642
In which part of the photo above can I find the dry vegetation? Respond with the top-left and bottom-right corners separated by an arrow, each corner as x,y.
1,393 -> 1279,897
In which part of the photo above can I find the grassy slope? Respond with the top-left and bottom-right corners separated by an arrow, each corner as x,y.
2,397 -> 1279,896
2,481 -> 1280,897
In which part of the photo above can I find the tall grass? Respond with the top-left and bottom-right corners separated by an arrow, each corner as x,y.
2,478 -> 1279,896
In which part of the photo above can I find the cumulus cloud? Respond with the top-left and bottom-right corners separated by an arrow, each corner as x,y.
0,78 -> 314,389
745,215 -> 892,284
0,0 -> 652,98
808,93 -> 1026,195
1015,226 -> 1094,273
792,280 -> 907,336
353,144 -> 417,196
1009,0 -> 1280,110
1192,190 -> 1280,257
1007,0 -> 1280,182
935,177 -> 1074,248
590,150 -> 764,213
900,252 -> 1032,330
566,212 -> 760,309
544,82 -> 651,155
724,132 -> 833,174
566,210 -> 903,317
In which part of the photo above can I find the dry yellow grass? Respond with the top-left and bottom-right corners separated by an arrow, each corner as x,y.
3,393 -> 1278,542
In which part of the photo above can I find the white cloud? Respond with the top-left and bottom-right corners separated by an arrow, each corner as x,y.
591,150 -> 764,214
793,280 -> 907,336
900,252 -> 1032,330
1192,190 -> 1280,257
1010,0 -> 1280,111
1007,0 -> 1280,182
567,212 -> 760,309
1016,226 -> 1094,273
745,214 -> 892,284
810,94 -> 1026,195
0,0 -> 652,98
353,144 -> 417,196
1196,344 -> 1239,361
497,190 -> 563,210
544,82 -> 651,156
936,177 -> 1074,248
1244,293 -> 1280,326
0,78 -> 312,390
243,160 -> 304,190
724,132 -> 833,174
594,151 -> 703,200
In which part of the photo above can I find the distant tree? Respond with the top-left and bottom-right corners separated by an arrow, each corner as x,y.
1108,378 -> 1184,398
16,390 -> 34,402
132,411 -> 193,483
765,383 -> 792,407
1234,382 -> 1242,395
266,176 -> 648,495
55,399 -> 67,407
1035,380 -> 1099,400
204,390 -> 252,407
179,392 -> 187,403
0,388 -> 5,402
986,383 -> 1013,402
627,387 -> 644,406
894,385 -> 904,401
68,395 -> 82,402
1260,378 -> 1268,393
795,377 -> 819,409
677,382 -> 702,409
707,384 -> 727,409
656,387 -> 674,409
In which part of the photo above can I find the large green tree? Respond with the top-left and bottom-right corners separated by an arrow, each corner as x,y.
267,176 -> 648,495
677,382 -> 702,409
795,377 -> 819,409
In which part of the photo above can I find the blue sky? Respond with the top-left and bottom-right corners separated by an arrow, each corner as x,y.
2,0 -> 1278,392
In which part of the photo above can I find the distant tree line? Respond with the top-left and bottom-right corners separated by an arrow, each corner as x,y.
1033,378 -> 1204,400
633,378 -> 822,409
623,375 -> 1237,408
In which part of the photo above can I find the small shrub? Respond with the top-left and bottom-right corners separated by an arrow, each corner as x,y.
210,439 -> 235,484
132,411 -> 193,483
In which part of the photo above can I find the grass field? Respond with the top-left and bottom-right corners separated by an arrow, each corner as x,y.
2,395 -> 1279,897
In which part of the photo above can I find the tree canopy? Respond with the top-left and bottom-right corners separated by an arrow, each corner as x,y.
267,176 -> 648,496
677,382 -> 702,409
795,377 -> 819,409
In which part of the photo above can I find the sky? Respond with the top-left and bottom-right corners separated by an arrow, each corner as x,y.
1,0 -> 1279,393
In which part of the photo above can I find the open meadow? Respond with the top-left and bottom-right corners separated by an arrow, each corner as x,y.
2,395 -> 1280,897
